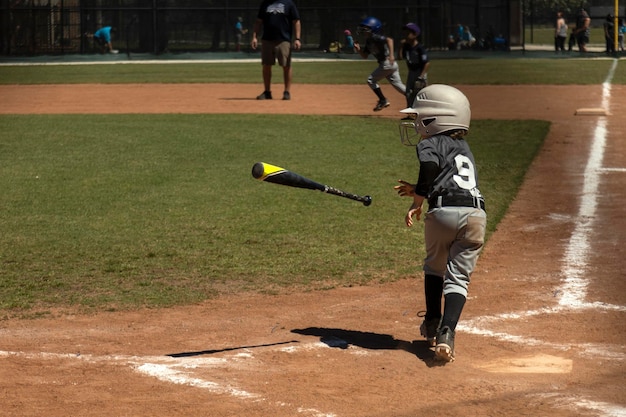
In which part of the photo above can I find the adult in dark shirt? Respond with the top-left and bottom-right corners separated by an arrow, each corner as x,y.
251,0 -> 301,100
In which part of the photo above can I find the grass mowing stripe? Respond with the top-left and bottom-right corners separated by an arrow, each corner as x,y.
0,114 -> 547,317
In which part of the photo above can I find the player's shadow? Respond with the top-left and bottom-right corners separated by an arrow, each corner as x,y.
166,340 -> 298,358
291,327 -> 444,367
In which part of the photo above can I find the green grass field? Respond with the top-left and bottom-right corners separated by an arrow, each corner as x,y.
0,58 -> 624,85
2,57 -> 619,318
0,113 -> 547,318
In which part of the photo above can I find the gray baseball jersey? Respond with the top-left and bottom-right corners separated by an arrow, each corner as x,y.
416,134 -> 486,297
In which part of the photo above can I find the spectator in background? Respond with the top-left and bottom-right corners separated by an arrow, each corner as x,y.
234,17 -> 248,52
555,11 -> 568,52
343,29 -> 356,53
457,26 -> 475,50
93,26 -> 118,54
604,14 -> 615,55
251,0 -> 301,100
454,24 -> 464,46
574,7 -> 591,52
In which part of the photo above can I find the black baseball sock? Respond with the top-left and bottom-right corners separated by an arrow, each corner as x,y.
440,292 -> 466,332
373,87 -> 386,101
424,274 -> 443,321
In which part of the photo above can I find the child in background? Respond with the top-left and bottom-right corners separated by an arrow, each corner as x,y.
399,23 -> 430,108
355,16 -> 406,112
343,29 -> 355,53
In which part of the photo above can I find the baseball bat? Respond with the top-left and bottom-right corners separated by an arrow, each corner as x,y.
251,162 -> 372,206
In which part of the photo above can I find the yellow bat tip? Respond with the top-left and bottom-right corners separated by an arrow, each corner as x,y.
251,162 -> 286,181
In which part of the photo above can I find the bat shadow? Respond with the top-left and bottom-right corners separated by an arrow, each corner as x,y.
291,327 -> 445,367
166,340 -> 299,358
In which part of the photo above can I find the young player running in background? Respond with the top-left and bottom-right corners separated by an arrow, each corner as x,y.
355,16 -> 406,112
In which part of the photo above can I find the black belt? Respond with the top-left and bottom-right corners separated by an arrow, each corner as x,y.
429,195 -> 486,211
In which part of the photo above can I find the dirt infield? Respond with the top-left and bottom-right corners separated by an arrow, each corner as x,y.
1,82 -> 625,417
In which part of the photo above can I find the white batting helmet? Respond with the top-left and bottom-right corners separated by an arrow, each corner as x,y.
399,84 -> 471,145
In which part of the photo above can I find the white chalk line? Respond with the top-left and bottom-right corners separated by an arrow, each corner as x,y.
460,59 -> 625,416
0,344 -> 339,417
464,59 -> 623,330
534,393 -> 626,417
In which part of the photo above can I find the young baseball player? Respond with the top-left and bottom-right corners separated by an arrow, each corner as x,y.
355,16 -> 406,112
398,23 -> 430,108
394,84 -> 487,363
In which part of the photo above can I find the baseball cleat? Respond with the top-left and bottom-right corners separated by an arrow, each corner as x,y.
282,91 -> 291,100
373,100 -> 390,111
435,326 -> 455,362
420,317 -> 440,347
256,91 -> 272,100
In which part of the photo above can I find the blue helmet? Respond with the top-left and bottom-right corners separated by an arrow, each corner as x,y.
358,16 -> 382,34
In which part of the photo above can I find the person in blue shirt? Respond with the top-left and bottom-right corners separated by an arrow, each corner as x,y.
343,29 -> 355,53
234,17 -> 248,52
93,26 -> 118,54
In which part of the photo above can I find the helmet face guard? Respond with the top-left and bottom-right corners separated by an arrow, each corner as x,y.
398,115 -> 420,146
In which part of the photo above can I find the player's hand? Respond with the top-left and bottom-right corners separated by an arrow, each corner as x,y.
251,38 -> 258,50
405,205 -> 422,227
394,179 -> 416,197
294,39 -> 301,51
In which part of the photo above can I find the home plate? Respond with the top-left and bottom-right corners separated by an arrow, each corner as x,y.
575,108 -> 608,116
477,354 -> 573,374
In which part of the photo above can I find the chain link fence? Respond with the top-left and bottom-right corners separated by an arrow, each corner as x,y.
1,0 -> 521,56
